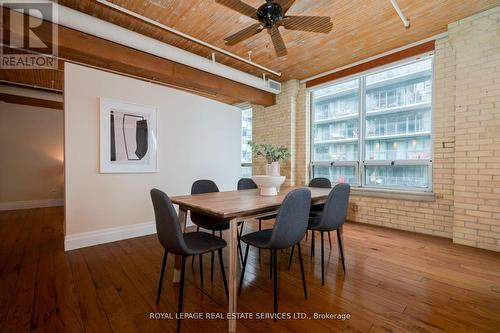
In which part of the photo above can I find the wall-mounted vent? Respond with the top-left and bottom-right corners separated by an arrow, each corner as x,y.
267,79 -> 282,94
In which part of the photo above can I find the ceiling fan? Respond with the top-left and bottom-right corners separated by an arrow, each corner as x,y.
215,0 -> 333,57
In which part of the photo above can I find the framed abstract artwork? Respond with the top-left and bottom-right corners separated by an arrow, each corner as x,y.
99,98 -> 158,173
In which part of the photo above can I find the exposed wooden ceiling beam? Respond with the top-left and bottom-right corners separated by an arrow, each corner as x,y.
1,7 -> 275,106
0,93 -> 63,110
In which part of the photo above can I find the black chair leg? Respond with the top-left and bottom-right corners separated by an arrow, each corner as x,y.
199,254 -> 204,289
258,220 -> 262,261
337,229 -> 346,274
239,222 -> 244,237
287,245 -> 295,270
217,249 -> 229,299
237,230 -> 244,264
321,232 -> 325,286
269,249 -> 273,279
273,249 -> 278,321
192,227 -> 200,267
238,244 -> 250,295
328,231 -> 332,249
156,250 -> 168,305
211,231 -> 215,281
177,256 -> 186,333
297,243 -> 307,299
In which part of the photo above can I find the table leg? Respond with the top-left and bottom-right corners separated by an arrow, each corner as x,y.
338,225 -> 344,259
173,207 -> 188,284
228,219 -> 238,332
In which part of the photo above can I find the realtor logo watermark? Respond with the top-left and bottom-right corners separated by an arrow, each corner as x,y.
1,0 -> 58,69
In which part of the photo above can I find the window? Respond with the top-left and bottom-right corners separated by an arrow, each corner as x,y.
241,107 -> 252,177
311,56 -> 433,191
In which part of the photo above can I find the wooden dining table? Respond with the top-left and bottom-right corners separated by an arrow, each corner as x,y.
170,186 -> 339,332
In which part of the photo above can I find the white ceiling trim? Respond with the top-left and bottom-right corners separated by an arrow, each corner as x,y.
96,0 -> 281,77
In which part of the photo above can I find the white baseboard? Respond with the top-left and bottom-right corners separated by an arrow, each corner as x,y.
0,198 -> 64,211
64,221 -> 156,251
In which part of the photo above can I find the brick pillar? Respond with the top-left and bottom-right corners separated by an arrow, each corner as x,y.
252,80 -> 300,186
449,6 -> 500,251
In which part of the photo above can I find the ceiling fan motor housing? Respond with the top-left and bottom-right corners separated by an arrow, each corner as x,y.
257,1 -> 284,28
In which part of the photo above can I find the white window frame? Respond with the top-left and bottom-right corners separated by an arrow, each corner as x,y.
309,53 -> 434,192
240,106 -> 253,176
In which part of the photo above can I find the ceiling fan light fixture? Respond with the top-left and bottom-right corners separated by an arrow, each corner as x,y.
256,1 -> 284,29
216,0 -> 333,57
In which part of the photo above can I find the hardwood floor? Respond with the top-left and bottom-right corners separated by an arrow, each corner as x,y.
1,207 -> 500,333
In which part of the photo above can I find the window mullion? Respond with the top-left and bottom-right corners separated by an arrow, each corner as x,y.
359,77 -> 366,187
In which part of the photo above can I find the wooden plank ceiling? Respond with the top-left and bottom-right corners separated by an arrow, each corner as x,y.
58,0 -> 500,81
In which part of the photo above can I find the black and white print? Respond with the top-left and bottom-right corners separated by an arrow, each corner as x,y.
100,99 -> 157,173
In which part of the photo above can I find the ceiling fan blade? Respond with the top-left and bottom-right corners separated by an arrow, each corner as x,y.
215,0 -> 258,19
274,0 -> 296,14
224,23 -> 263,45
269,26 -> 288,57
283,16 -> 333,33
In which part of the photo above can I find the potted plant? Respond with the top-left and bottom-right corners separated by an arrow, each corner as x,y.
251,143 -> 291,176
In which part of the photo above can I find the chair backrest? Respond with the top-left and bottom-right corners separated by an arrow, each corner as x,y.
266,188 -> 311,249
150,189 -> 188,255
191,180 -> 221,223
318,183 -> 351,230
309,177 -> 332,188
237,178 -> 257,190
191,179 -> 219,194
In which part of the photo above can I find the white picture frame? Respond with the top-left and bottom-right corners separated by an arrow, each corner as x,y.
99,98 -> 158,173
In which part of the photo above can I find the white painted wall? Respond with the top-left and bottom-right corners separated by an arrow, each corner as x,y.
64,63 -> 241,249
0,102 -> 64,210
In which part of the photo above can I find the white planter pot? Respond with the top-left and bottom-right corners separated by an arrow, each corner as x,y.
265,162 -> 280,176
252,175 -> 286,196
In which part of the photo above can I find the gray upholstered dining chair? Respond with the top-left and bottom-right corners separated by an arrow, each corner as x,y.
150,189 -> 228,333
238,188 -> 311,318
290,183 -> 350,285
236,179 -> 257,238
237,178 -> 263,259
307,177 -> 333,257
237,177 -> 276,262
190,180 -> 243,282
237,178 -> 257,191
312,183 -> 350,284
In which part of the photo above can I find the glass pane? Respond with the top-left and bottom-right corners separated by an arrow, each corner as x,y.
365,165 -> 428,188
365,136 -> 432,160
365,58 -> 432,162
312,79 -> 359,162
241,108 -> 252,164
312,165 -> 358,185
241,165 -> 252,178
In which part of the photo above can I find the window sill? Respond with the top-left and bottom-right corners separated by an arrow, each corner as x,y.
350,187 -> 435,201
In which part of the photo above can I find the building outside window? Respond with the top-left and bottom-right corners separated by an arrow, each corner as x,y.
241,107 -> 252,177
310,56 -> 433,191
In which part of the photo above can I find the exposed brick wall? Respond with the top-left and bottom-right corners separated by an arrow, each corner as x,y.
449,7 -> 500,251
252,7 -> 500,252
252,80 -> 299,186
342,36 -> 457,239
